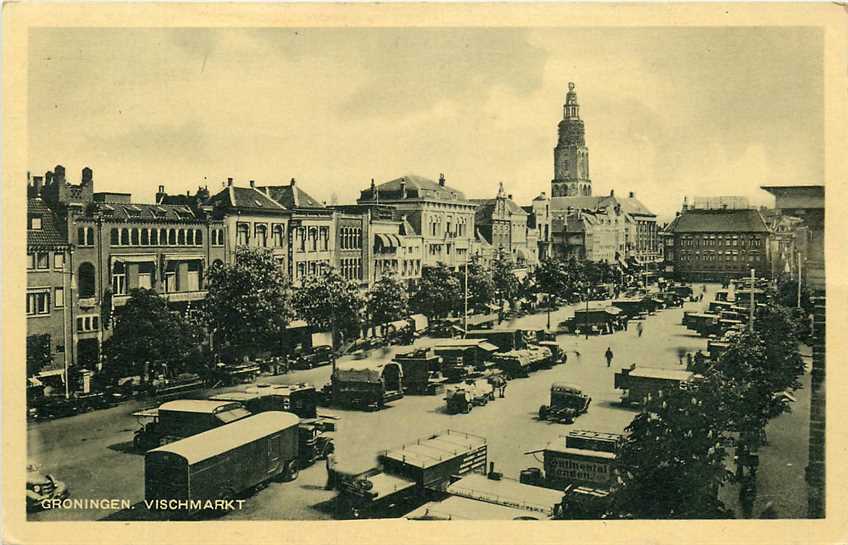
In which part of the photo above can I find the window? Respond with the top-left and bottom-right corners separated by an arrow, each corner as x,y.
215,229 -> 225,246
299,228 -> 306,251
27,253 -> 35,270
195,229 -> 203,245
112,261 -> 127,295
151,229 -> 159,245
110,228 -> 120,246
320,227 -> 329,250
29,216 -> 43,230
178,229 -> 186,246
309,228 -> 318,251
137,263 -> 153,290
237,224 -> 250,246
26,290 -> 50,316
131,228 -> 139,246
187,261 -> 201,291
76,315 -> 100,332
54,287 -> 64,308
78,262 -> 96,298
37,252 -> 49,270
78,227 -> 86,245
273,225 -> 284,247
160,228 -> 168,245
54,253 -> 64,270
297,262 -> 306,279
187,229 -> 194,246
141,229 -> 150,246
169,229 -> 177,246
255,225 -> 268,247
164,263 -> 178,293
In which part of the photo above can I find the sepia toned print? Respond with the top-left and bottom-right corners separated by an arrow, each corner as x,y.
4,3 -> 847,545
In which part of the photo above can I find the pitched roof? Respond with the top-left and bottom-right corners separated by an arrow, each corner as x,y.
27,199 -> 68,248
362,174 -> 468,202
91,201 -> 200,221
618,197 -> 655,217
262,183 -> 325,209
208,185 -> 288,212
672,209 -> 769,233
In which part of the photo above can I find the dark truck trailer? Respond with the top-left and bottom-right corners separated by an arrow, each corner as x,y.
327,361 -> 404,410
431,339 -> 500,383
393,349 -> 446,395
145,411 -> 301,516
132,400 -> 252,451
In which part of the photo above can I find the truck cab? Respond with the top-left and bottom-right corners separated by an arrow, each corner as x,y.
538,383 -> 591,423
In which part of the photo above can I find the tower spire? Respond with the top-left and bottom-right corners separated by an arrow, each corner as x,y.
564,81 -> 580,120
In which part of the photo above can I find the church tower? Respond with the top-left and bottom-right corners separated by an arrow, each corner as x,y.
552,82 -> 591,197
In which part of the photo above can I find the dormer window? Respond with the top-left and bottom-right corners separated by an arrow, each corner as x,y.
28,215 -> 42,230
126,205 -> 142,218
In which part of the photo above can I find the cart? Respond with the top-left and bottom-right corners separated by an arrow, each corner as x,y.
538,383 -> 591,424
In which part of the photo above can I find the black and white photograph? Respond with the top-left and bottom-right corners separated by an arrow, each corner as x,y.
5,3 -> 845,543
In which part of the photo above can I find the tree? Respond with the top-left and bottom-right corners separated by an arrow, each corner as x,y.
292,267 -> 365,342
410,263 -> 461,319
492,251 -> 520,310
609,381 -> 734,519
105,288 -> 205,381
458,255 -> 496,314
204,247 -> 293,361
533,257 -> 570,301
27,334 -> 52,378
368,272 -> 409,336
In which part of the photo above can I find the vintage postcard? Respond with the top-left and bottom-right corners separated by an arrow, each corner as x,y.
3,3 -> 847,544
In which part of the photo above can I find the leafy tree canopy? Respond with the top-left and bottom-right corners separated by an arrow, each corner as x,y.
410,263 -> 462,319
292,267 -> 365,340
368,272 -> 409,331
204,247 -> 293,360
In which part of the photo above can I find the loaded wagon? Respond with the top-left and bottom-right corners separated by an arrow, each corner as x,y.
465,328 -> 527,352
445,379 -> 495,414
132,400 -> 252,451
611,298 -> 649,319
334,430 -> 488,519
431,339 -> 500,383
538,383 -> 591,424
684,312 -> 721,336
562,307 -> 623,335
144,412 -> 301,516
614,365 -> 698,406
490,345 -> 552,379
325,361 -> 404,410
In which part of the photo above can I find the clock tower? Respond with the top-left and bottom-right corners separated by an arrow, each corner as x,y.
552,82 -> 591,197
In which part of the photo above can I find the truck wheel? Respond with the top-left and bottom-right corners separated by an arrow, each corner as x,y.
539,405 -> 548,420
282,460 -> 299,482
463,404 -> 471,414
132,434 -> 143,450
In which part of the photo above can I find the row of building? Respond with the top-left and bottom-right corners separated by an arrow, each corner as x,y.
27,83 -> 668,389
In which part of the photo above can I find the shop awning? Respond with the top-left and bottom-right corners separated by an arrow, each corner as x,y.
376,233 -> 399,249
112,254 -> 157,263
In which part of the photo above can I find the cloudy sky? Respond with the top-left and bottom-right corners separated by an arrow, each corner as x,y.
29,27 -> 823,221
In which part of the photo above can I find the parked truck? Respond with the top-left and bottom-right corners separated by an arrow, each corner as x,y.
393,349 -> 447,395
144,412 -> 301,517
333,430 -> 488,519
322,361 -> 404,410
445,379 -> 496,414
132,400 -> 252,451
538,383 -> 591,424
614,365 -> 698,406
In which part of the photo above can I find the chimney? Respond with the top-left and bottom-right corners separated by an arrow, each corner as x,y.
508,194 -> 513,200
400,179 -> 407,199
249,180 -> 256,188
45,171 -> 54,185
155,185 -> 167,204
682,196 -> 689,211
33,176 -> 43,196
290,177 -> 296,187
81,167 -> 93,185
610,189 -> 615,197
158,185 -> 165,193
227,177 -> 234,187
439,173 -> 446,187
541,191 -> 546,197
54,165 -> 66,184
629,191 -> 635,198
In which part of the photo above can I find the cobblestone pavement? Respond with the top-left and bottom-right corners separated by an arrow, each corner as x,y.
27,284 -> 810,520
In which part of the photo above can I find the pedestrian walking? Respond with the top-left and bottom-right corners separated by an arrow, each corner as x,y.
324,451 -> 338,490
499,377 -> 507,398
636,322 -> 644,338
686,353 -> 693,368
605,347 -> 614,368
623,318 -> 629,331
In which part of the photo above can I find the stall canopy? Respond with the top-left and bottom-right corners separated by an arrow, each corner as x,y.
375,233 -> 402,249
410,314 -> 428,332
